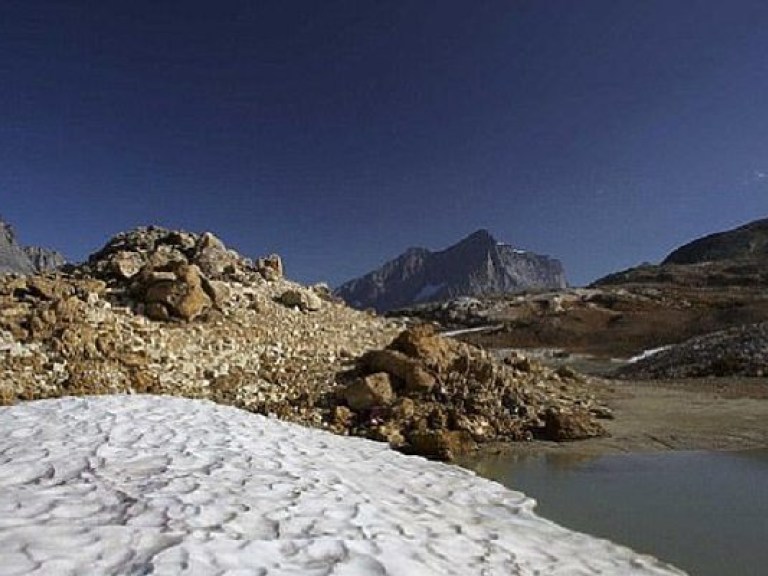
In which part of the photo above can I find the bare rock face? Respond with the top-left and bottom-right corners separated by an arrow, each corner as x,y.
336,229 -> 567,312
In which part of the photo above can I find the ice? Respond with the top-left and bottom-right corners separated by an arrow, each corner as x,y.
0,396 -> 686,575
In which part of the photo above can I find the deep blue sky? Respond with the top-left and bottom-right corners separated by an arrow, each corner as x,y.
2,1 -> 767,286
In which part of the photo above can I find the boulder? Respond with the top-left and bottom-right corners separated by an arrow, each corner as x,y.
390,324 -> 455,371
543,408 -> 606,441
407,430 -> 474,461
280,289 -> 322,312
360,348 -> 436,395
141,263 -> 211,321
343,372 -> 395,411
403,364 -> 437,395
194,232 -> 238,278
258,254 -> 283,281
110,251 -> 143,280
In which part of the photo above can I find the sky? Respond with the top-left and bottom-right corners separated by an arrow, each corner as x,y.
1,0 -> 767,287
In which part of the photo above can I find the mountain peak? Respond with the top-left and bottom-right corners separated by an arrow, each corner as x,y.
335,232 -> 566,311
460,229 -> 496,245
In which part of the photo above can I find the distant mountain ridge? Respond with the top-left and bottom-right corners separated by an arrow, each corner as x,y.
335,229 -> 567,311
0,219 -> 65,274
593,217 -> 768,287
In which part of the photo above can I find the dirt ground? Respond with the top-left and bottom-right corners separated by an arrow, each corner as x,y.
477,376 -> 768,458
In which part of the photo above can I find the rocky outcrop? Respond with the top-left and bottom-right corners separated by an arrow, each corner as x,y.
335,229 -> 567,312
336,324 -> 608,459
74,226 -> 284,322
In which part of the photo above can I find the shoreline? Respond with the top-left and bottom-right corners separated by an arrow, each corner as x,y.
465,376 -> 768,460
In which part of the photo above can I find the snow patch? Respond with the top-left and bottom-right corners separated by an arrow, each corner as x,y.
413,282 -> 445,302
0,396 -> 685,575
628,345 -> 672,364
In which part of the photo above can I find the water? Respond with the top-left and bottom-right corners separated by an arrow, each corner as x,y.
463,449 -> 768,576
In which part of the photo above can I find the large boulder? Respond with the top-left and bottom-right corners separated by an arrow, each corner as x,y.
543,408 -> 607,441
139,263 -> 212,321
343,372 -> 395,411
407,430 -> 474,461
279,289 -> 322,312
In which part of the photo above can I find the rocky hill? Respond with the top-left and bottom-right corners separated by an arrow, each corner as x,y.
0,219 -> 65,274
335,229 -> 567,312
594,217 -> 768,288
662,217 -> 768,265
0,226 -> 607,460
615,322 -> 768,379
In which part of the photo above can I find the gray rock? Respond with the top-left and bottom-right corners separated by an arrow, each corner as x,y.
23,246 -> 66,272
0,221 -> 35,275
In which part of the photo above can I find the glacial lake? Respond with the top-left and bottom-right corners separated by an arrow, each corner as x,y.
463,449 -> 768,576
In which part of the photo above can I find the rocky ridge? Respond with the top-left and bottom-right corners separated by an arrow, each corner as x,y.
662,217 -> 768,265
0,226 -> 607,459
593,217 -> 768,289
335,229 -> 567,312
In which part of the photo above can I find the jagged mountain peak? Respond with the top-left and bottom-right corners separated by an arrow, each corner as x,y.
0,217 -> 65,275
459,228 -> 496,245
335,231 -> 567,311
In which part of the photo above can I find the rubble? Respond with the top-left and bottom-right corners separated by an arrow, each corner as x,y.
1,226 -> 609,460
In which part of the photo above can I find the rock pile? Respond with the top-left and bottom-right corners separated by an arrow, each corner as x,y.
1,226 -> 609,460
616,322 -> 768,379
335,324 -> 608,459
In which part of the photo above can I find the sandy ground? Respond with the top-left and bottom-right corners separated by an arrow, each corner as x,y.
478,376 -> 768,458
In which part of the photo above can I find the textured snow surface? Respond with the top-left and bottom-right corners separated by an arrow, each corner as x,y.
0,396 -> 685,575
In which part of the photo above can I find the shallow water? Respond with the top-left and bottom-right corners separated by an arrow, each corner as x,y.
463,449 -> 768,576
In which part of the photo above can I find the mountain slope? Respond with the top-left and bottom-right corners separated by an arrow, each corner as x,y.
662,217 -> 768,265
0,221 -> 36,274
336,230 -> 567,311
593,217 -> 768,288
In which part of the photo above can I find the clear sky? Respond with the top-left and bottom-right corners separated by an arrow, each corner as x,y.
2,0 -> 767,286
